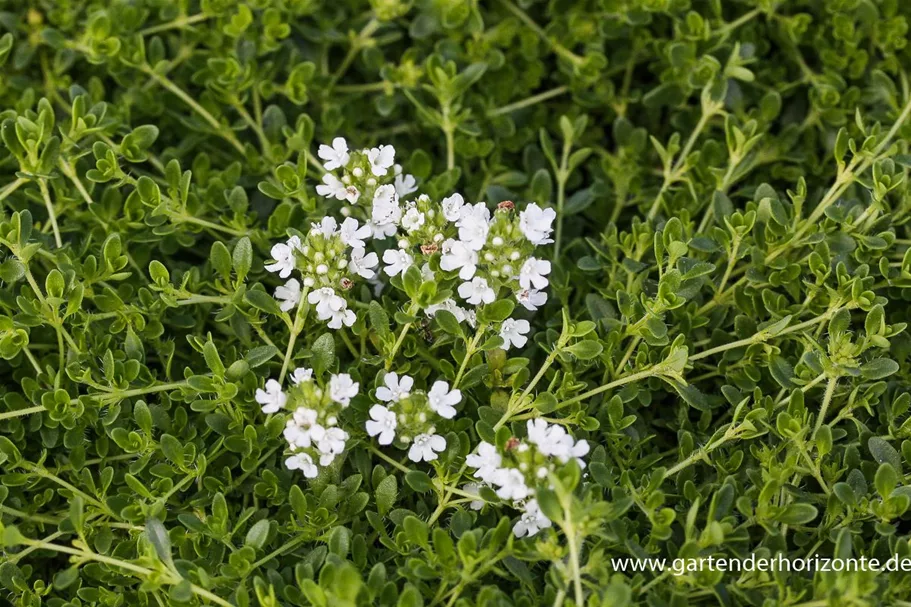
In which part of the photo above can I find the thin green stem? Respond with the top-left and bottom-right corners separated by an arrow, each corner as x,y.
369,445 -> 412,474
139,13 -> 209,36
279,288 -> 310,383
386,302 -> 419,369
140,65 -> 245,155
0,404 -> 45,422
769,93 -> 911,262
21,464 -> 117,518
689,307 -> 842,362
452,325 -> 487,388
811,376 -> 838,443
486,86 -> 569,118
554,138 -> 571,258
0,177 -> 27,203
327,18 -> 380,91
18,539 -> 233,607
646,105 -> 718,221
22,345 -> 43,375
555,366 -> 658,410
176,294 -> 233,306
496,0 -> 584,66
0,504 -> 59,525
38,179 -> 62,247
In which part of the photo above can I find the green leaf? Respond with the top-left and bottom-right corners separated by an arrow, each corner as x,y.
776,503 -> 817,525
869,437 -> 902,472
311,333 -> 335,375
405,470 -> 433,492
145,518 -> 173,566
233,237 -> 253,282
566,340 -> 603,360
403,516 -> 429,548
245,289 -> 282,316
860,358 -> 899,380
433,309 -> 464,337
244,519 -> 270,549
245,345 -> 279,368
375,475 -> 398,516
210,241 -> 232,279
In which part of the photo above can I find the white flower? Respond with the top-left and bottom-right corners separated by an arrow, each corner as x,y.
316,174 -> 360,203
458,277 -> 496,306
463,482 -> 486,511
348,247 -> 379,279
456,203 -> 491,250
310,216 -> 338,239
308,287 -> 338,319
289,367 -> 313,385
518,257 -> 551,290
316,173 -> 345,199
318,137 -> 350,170
547,428 -> 590,468
425,299 -> 472,324
366,404 -> 397,445
440,239 -> 478,280
284,422 -> 311,449
401,207 -> 426,232
376,372 -> 414,403
285,453 -> 318,478
421,263 -> 435,281
255,379 -> 286,413
339,217 -> 371,248
265,236 -> 301,278
321,295 -> 355,330
519,203 -> 556,245
466,441 -> 502,482
371,184 -> 402,234
428,380 -> 461,419
394,173 -> 418,197
284,407 -> 319,448
408,433 -> 446,462
513,499 -> 551,537
526,419 -> 550,446
368,221 -> 397,239
291,407 -> 318,430
367,145 -> 396,176
499,318 -> 531,349
441,193 -> 466,222
312,425 -> 348,464
329,373 -> 359,405
569,439 -> 590,468
516,288 -> 547,311
383,248 -> 413,277
492,467 -> 530,501
275,278 -> 301,312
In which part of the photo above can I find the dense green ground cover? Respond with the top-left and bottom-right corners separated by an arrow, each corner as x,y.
3,1 -> 911,605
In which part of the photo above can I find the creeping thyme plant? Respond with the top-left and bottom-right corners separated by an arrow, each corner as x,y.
6,2 -> 911,607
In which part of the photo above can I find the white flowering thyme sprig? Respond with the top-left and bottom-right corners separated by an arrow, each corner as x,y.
265,215 -> 377,379
371,193 -> 556,368
314,137 -> 418,234
467,419 -> 589,537
255,367 -> 360,478
384,195 -> 555,317
365,371 -> 461,463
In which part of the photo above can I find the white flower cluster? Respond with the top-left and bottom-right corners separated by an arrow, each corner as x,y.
255,368 -> 359,478
315,137 -> 418,233
365,372 -> 461,463
353,187 -> 555,349
466,419 -> 589,537
382,196 -> 555,313
265,216 -> 376,328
